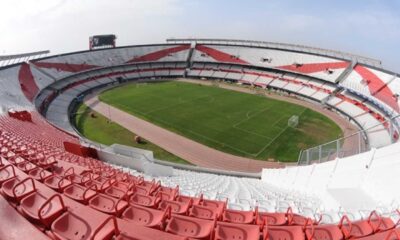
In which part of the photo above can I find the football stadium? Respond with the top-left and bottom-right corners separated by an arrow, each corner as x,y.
1,1 -> 400,239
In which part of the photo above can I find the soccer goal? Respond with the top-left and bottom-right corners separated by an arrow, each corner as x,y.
288,115 -> 299,128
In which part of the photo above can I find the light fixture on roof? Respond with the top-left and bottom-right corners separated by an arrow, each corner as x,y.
293,62 -> 303,68
260,57 -> 272,63
325,68 -> 334,74
360,79 -> 371,85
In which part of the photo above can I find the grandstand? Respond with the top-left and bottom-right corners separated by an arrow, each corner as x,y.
0,38 -> 400,239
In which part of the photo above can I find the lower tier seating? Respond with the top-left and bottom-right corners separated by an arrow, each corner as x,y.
0,112 -> 399,239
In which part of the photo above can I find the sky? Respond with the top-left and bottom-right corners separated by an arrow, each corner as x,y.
1,0 -> 399,72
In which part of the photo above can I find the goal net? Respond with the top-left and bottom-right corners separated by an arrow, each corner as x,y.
288,115 -> 299,128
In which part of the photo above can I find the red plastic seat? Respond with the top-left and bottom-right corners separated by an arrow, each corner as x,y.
122,204 -> 170,229
355,228 -> 400,240
129,193 -> 161,208
256,208 -> 287,226
44,174 -> 72,192
222,208 -> 255,224
159,199 -> 191,215
367,211 -> 397,233
8,155 -> 25,165
89,193 -> 128,216
105,185 -> 130,200
16,161 -> 37,173
201,198 -> 226,217
36,155 -> 57,168
263,225 -> 305,240
2,177 -> 36,203
339,215 -> 375,239
28,167 -> 52,181
157,190 -> 177,201
165,214 -> 215,239
20,193 -> 66,227
84,177 -> 114,192
214,221 -> 260,240
91,216 -> 188,240
63,183 -> 97,204
287,208 -> 313,226
176,194 -> 202,205
112,181 -> 133,192
190,204 -> 219,220
53,166 -> 75,177
128,184 -> 154,196
156,185 -> 179,200
51,211 -> 115,240
138,179 -> 160,195
67,172 -> 92,185
0,164 -> 17,185
303,218 -> 343,240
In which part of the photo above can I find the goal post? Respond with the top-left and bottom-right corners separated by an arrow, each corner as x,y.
288,115 -> 299,128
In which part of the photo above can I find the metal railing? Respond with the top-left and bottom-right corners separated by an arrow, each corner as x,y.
298,114 -> 400,165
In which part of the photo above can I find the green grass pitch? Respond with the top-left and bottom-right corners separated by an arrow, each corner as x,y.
74,104 -> 192,165
99,81 -> 342,162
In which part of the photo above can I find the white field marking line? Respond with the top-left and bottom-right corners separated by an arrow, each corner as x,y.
231,106 -> 276,140
254,108 -> 307,157
232,106 -> 272,128
232,126 -> 274,141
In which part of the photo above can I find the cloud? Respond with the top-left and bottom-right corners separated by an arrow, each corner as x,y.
0,0 -> 399,71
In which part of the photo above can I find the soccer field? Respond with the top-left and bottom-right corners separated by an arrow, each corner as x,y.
99,81 -> 342,162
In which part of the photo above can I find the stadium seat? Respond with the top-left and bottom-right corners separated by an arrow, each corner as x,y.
304,218 -> 344,240
65,172 -> 91,185
222,208 -> 255,224
90,215 -> 188,240
201,198 -> 226,217
88,193 -> 128,216
121,204 -> 170,229
16,161 -> 37,173
0,193 -> 50,239
214,221 -> 260,240
44,174 -> 72,192
104,184 -> 131,200
84,177 -> 114,192
20,193 -> 66,227
176,194 -> 202,205
0,164 -> 17,185
189,204 -> 219,220
2,177 -> 36,203
165,214 -> 216,239
263,225 -> 305,240
129,193 -> 161,208
256,207 -> 288,226
159,199 -> 191,215
63,183 -> 97,204
28,167 -> 52,182
51,211 -> 116,240
339,215 -> 374,239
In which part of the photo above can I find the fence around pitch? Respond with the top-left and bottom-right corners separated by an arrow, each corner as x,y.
298,114 -> 400,165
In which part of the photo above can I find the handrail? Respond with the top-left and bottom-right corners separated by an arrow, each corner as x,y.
91,216 -> 120,240
38,194 -> 66,226
12,177 -> 36,200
